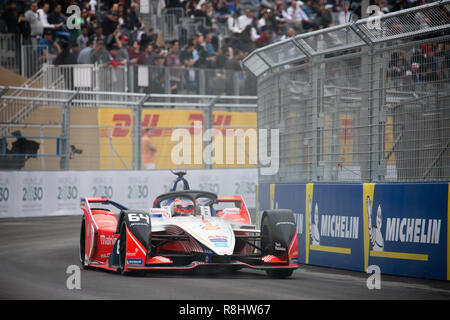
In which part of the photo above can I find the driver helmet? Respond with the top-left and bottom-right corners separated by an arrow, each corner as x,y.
173,199 -> 194,216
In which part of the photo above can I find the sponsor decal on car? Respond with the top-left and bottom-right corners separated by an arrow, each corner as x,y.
209,236 -> 229,247
126,258 -> 143,265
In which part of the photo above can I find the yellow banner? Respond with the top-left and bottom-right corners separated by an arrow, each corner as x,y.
97,108 -> 257,170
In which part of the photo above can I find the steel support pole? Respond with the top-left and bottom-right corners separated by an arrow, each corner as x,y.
59,91 -> 78,170
203,97 -> 217,169
132,94 -> 150,170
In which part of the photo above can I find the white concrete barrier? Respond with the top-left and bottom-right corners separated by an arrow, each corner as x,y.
0,169 -> 257,218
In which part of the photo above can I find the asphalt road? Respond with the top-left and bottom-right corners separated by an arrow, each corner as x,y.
1,215 -> 450,300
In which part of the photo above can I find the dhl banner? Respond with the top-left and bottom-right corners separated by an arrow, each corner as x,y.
97,108 -> 257,170
258,182 -> 450,280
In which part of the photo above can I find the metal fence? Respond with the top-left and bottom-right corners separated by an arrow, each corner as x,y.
0,86 -> 257,171
40,64 -> 257,97
242,0 -> 450,183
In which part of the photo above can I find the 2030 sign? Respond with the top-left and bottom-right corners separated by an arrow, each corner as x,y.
57,185 -> 78,201
92,185 -> 113,198
127,184 -> 148,200
0,187 -> 9,202
22,186 -> 43,201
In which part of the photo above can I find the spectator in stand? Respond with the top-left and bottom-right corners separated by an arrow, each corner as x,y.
90,37 -> 109,65
109,44 -> 127,66
194,32 -> 207,59
228,9 -> 242,33
77,25 -> 90,50
92,25 -> 103,46
240,25 -> 257,53
180,40 -> 196,66
39,29 -> 61,61
144,43 -> 154,65
17,12 -> 32,44
25,1 -> 44,45
78,38 -> 94,64
37,3 -> 60,30
214,0 -> 230,23
185,0 -> 198,17
224,48 -> 243,96
284,0 -> 313,31
114,33 -> 130,62
256,27 -> 274,47
71,42 -> 80,60
165,40 -> 182,93
338,3 -> 353,24
3,1 -> 20,34
194,1 -> 213,26
47,3 -> 68,31
280,26 -> 299,40
238,8 -> 254,32
127,2 -> 141,31
147,44 -> 163,65
228,0 -> 241,15
321,4 -> 334,28
128,40 -> 146,64
54,40 -> 77,65
139,27 -> 158,49
205,1 -> 217,26
205,32 -> 218,56
101,9 -> 119,36
166,40 -> 182,68
256,8 -> 270,32
301,0 -> 317,28
14,0 -> 27,15
150,55 -> 167,93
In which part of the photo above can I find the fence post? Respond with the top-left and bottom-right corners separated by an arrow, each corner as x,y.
203,97 -> 216,169
369,45 -> 385,181
132,94 -> 150,170
310,56 -> 325,182
349,22 -> 375,182
60,91 -> 78,170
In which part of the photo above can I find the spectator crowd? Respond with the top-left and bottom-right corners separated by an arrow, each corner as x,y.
1,0 -> 441,71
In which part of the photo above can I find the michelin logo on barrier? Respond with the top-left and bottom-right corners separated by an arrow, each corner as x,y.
309,200 -> 320,245
367,196 -> 441,248
310,199 -> 360,244
363,187 -> 442,270
368,198 -> 384,251
385,215 -> 441,245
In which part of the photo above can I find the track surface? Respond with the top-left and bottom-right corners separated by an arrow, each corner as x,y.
1,215 -> 450,300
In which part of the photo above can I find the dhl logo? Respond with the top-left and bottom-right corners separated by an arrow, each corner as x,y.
106,113 -> 233,137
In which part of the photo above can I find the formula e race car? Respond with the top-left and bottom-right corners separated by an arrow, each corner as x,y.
79,173 -> 299,278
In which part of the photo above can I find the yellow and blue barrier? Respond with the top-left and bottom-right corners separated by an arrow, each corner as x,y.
258,182 -> 450,280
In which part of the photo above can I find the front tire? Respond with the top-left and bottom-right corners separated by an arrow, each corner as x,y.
79,218 -> 88,269
265,268 -> 294,278
117,222 -> 130,275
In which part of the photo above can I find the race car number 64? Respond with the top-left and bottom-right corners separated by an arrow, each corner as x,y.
128,213 -> 149,224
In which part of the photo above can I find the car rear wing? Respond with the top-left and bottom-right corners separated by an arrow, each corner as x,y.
216,195 -> 251,224
80,197 -> 128,211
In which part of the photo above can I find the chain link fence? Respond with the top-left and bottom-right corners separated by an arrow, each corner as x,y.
0,86 -> 257,171
243,0 -> 450,183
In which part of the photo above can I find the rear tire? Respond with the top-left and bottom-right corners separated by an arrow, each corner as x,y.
260,210 -> 296,279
